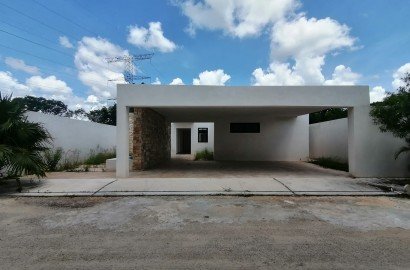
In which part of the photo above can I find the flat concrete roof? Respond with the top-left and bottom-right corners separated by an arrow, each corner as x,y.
117,85 -> 370,121
118,85 -> 370,108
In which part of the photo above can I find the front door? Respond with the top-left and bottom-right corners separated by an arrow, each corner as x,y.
177,128 -> 191,154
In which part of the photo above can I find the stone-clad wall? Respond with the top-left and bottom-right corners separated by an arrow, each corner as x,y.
129,112 -> 134,155
132,108 -> 170,170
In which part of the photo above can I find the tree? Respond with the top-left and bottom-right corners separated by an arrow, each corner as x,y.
309,108 -> 348,124
0,93 -> 51,189
87,104 -> 116,125
370,73 -> 410,160
13,96 -> 70,116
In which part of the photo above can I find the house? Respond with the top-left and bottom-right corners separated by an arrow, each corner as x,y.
116,85 -> 409,178
171,122 -> 214,158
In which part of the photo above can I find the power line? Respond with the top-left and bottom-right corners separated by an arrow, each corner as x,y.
0,28 -> 72,57
73,0 -> 113,32
0,1 -> 77,40
0,43 -> 127,87
0,43 -> 74,68
31,0 -> 99,36
0,18 -> 57,44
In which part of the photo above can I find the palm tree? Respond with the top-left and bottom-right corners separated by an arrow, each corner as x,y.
394,138 -> 410,160
0,93 -> 51,190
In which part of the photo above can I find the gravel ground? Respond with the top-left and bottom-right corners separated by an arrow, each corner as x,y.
0,196 -> 409,269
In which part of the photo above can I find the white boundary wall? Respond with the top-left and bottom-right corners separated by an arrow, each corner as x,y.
310,117 -> 409,177
26,111 -> 116,158
310,118 -> 348,162
171,122 -> 214,157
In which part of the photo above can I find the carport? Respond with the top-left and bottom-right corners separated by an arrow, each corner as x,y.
116,85 -> 372,178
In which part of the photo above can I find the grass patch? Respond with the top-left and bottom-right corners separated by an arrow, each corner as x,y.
194,149 -> 214,161
84,148 -> 116,165
43,148 -> 63,171
309,157 -> 349,172
59,149 -> 81,171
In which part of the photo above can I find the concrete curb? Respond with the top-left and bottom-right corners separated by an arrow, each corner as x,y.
5,191 -> 398,197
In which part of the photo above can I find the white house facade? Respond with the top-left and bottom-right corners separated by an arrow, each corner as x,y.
171,122 -> 214,158
116,85 -> 409,178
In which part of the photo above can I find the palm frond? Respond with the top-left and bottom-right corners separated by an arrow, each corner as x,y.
394,145 -> 410,159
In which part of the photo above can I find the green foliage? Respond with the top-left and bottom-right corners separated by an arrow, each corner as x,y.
309,157 -> 349,172
87,104 -> 116,126
84,147 -> 116,165
58,149 -> 81,171
43,148 -> 63,171
309,108 -> 348,124
0,93 -> 51,178
13,95 -> 117,125
370,73 -> 410,160
194,149 -> 214,161
13,96 -> 70,116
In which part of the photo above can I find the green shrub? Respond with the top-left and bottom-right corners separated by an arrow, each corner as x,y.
59,149 -> 81,171
309,157 -> 348,172
43,148 -> 63,171
194,149 -> 214,161
84,147 -> 116,165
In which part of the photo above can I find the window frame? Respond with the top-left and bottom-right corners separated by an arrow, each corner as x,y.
198,127 -> 208,143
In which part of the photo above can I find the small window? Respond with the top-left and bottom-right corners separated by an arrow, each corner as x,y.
230,123 -> 260,133
198,128 -> 208,143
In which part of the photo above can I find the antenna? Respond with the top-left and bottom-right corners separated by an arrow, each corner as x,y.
106,53 -> 154,84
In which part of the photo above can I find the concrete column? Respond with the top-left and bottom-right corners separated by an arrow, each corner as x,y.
116,105 -> 129,178
348,105 -> 371,177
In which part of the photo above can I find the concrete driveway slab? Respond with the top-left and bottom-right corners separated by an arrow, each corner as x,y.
275,177 -> 387,195
98,177 -> 292,195
19,178 -> 116,195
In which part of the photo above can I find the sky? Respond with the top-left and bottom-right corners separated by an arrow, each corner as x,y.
0,0 -> 409,110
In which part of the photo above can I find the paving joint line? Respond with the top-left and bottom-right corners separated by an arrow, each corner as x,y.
272,177 -> 296,195
92,179 -> 118,195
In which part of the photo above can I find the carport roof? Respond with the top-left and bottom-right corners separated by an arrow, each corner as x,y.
150,106 -> 329,121
119,85 -> 369,106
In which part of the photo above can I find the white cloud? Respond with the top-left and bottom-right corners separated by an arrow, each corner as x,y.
252,62 -> 303,86
193,69 -> 231,85
252,63 -> 360,86
370,86 -> 387,103
324,65 -> 361,85
392,63 -> 410,89
127,22 -> 177,52
0,68 -> 108,112
86,94 -> 99,103
152,77 -> 162,85
26,75 -> 72,95
178,0 -> 299,38
0,71 -> 30,97
252,14 -> 357,86
170,77 -> 185,85
270,16 -> 356,60
59,36 -> 74,49
74,36 -> 127,99
4,57 -> 40,75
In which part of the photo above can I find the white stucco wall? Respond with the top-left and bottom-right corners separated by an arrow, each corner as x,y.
310,116 -> 410,177
214,115 -> 309,161
26,111 -> 116,158
171,122 -> 214,157
309,118 -> 348,162
115,85 -> 370,178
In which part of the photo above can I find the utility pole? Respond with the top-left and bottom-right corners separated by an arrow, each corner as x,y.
106,53 -> 153,84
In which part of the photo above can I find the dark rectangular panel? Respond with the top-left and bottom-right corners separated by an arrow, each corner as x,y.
230,123 -> 260,133
198,128 -> 208,143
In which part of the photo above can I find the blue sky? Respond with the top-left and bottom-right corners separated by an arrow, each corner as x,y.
0,0 -> 409,109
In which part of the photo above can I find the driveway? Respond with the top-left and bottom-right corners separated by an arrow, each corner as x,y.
0,161 -> 393,196
0,196 -> 409,269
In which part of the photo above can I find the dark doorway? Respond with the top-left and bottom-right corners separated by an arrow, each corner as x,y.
177,128 -> 191,154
